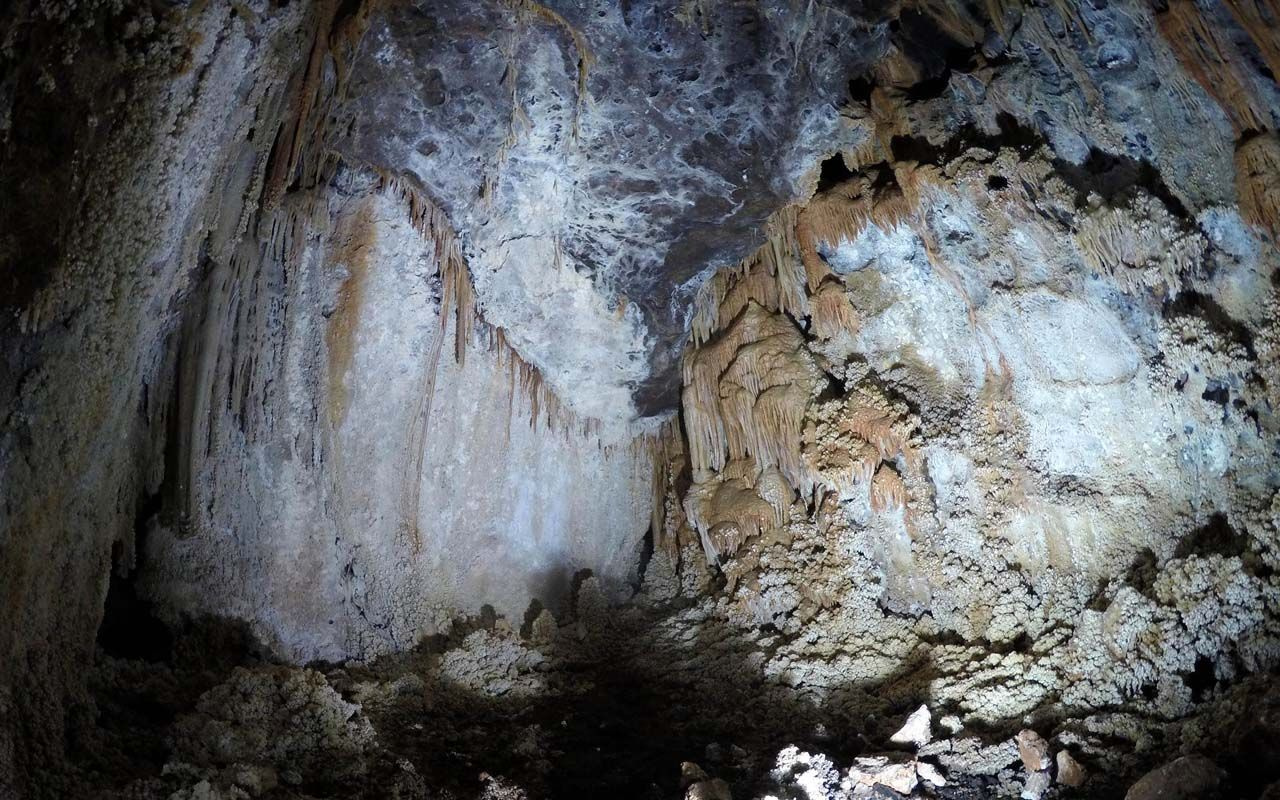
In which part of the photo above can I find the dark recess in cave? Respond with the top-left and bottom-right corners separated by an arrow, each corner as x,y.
97,493 -> 172,663
814,152 -> 858,193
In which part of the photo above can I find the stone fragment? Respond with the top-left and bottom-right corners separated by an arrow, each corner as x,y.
1022,768 -> 1052,800
1124,755 -> 1224,800
681,761 -> 710,788
876,763 -> 919,795
916,760 -> 947,787
847,755 -> 918,795
1015,730 -> 1052,772
890,704 -> 932,748
685,778 -> 732,800
1055,750 -> 1086,787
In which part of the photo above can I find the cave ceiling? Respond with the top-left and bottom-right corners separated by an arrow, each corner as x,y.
336,0 -> 890,419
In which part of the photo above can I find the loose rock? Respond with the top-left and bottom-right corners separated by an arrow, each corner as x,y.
1056,750 -> 1086,788
890,705 -> 932,749
1016,730 -> 1052,772
1124,755 -> 1225,800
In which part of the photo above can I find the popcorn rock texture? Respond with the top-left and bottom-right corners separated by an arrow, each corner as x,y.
1,0 -> 1278,798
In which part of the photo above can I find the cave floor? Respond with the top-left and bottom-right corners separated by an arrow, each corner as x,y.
69,598 -> 1280,800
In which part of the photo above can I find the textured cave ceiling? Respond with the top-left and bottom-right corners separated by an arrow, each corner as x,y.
1,0 -> 1280,798
335,0 -> 886,420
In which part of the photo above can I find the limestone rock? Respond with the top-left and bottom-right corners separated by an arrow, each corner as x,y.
1015,730 -> 1052,772
890,705 -> 932,748
847,755 -> 918,795
1055,750 -> 1086,788
1022,769 -> 1052,800
686,778 -> 732,800
769,746 -> 842,798
916,761 -> 947,787
169,667 -> 375,783
1124,756 -> 1225,800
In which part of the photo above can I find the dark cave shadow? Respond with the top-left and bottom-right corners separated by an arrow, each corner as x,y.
79,564 -> 1280,800
361,598 -> 953,800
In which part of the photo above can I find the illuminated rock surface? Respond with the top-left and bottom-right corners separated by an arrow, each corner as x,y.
0,1 -> 1277,798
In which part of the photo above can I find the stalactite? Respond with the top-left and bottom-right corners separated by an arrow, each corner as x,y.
511,0 -> 596,145
678,131 -> 954,566
1157,0 -> 1270,135
1235,132 -> 1280,239
840,403 -> 913,465
870,88 -> 911,155
262,0 -> 374,210
1223,0 -> 1280,82
1073,198 -> 1206,293
795,173 -> 922,283
871,463 -> 908,512
808,281 -> 859,340
907,0 -> 985,47
682,303 -> 816,478
682,456 -> 785,564
871,46 -> 925,89
376,172 -> 663,447
1018,12 -> 1099,126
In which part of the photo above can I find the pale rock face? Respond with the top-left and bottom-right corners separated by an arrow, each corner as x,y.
889,705 -> 932,748
1,0 -> 1279,797
137,185 -> 656,663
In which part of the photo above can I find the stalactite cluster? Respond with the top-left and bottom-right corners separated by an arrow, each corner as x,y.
3,0 -> 1280,798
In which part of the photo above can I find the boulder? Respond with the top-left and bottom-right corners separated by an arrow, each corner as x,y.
1125,755 -> 1225,800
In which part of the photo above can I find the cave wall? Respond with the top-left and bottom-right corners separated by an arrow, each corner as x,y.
335,0 -> 891,418
645,0 -> 1280,769
0,2 -> 327,793
138,179 -> 654,663
1,0 -> 1279,796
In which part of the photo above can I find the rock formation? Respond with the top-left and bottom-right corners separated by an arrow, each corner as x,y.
0,0 -> 1277,798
